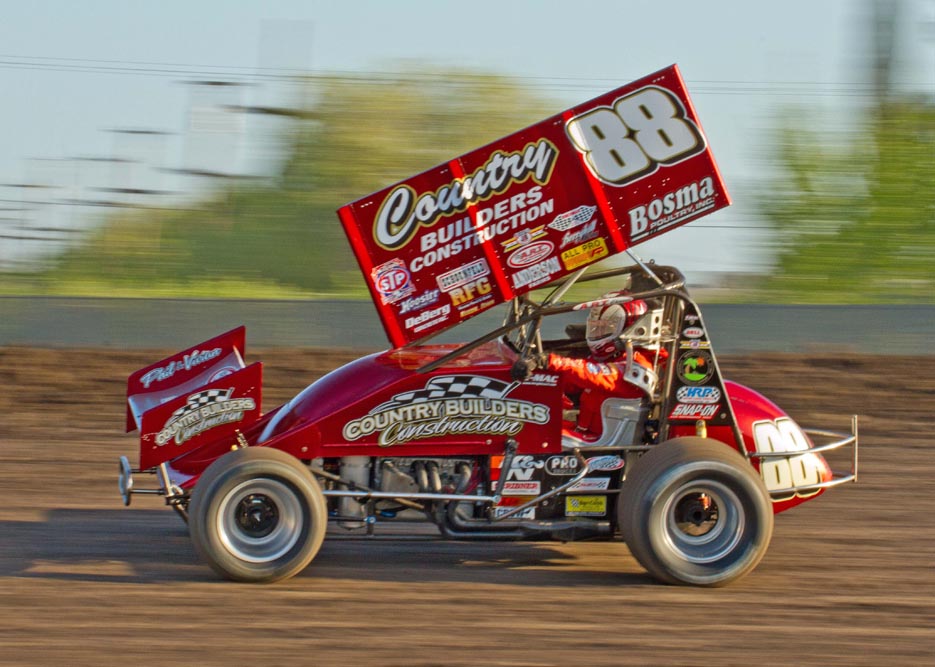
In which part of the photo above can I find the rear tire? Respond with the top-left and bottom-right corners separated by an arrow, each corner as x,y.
619,437 -> 773,586
189,447 -> 327,583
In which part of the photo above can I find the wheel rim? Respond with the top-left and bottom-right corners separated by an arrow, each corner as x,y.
659,479 -> 744,565
216,478 -> 304,563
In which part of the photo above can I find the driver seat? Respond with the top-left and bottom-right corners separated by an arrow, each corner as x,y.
561,397 -> 648,449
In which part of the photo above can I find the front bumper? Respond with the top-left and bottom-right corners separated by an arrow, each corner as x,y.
748,415 -> 859,499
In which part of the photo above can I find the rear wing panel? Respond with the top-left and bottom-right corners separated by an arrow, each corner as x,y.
338,64 -> 730,347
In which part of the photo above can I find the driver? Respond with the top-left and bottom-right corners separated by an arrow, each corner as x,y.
544,292 -> 665,439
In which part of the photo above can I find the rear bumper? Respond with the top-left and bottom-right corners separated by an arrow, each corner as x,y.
118,456 -> 191,520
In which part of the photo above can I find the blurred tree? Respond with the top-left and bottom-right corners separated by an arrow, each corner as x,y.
754,0 -> 934,303
755,101 -> 935,303
39,70 -> 556,297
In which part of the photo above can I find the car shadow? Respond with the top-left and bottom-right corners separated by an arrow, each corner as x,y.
0,509 -> 651,587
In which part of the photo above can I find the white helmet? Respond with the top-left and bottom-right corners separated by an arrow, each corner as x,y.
586,292 -> 648,360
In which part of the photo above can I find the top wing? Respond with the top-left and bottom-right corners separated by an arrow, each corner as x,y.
338,64 -> 729,347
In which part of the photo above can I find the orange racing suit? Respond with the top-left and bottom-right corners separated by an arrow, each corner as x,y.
547,349 -> 665,438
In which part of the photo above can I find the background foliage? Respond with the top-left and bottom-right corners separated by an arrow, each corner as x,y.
5,65 -> 933,303
754,100 -> 934,303
11,72 -> 554,298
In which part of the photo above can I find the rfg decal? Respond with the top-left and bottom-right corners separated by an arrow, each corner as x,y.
753,417 -> 825,500
449,277 -> 492,307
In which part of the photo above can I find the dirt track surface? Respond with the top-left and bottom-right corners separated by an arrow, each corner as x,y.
1,347 -> 933,666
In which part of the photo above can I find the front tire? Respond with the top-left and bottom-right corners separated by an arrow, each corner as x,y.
619,437 -> 773,586
189,447 -> 327,583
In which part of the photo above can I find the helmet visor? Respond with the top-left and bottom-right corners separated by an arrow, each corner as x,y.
586,305 -> 625,344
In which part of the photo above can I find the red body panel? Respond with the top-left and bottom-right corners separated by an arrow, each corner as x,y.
338,64 -> 730,347
255,341 -> 563,460
664,380 -> 833,513
724,381 -> 832,513
138,362 -> 262,470
147,337 -> 835,516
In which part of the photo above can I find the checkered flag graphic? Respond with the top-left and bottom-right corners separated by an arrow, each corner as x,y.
548,205 -> 596,231
170,387 -> 233,420
373,375 -> 518,413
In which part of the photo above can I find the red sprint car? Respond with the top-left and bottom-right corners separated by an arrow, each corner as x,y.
118,65 -> 857,586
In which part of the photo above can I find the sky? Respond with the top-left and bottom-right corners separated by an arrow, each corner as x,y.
1,0 -> 932,278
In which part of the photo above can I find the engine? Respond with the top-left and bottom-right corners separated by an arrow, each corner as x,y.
333,456 -> 477,528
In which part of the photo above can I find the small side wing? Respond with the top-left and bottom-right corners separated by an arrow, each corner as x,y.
126,326 -> 263,470
126,326 -> 247,432
137,362 -> 262,470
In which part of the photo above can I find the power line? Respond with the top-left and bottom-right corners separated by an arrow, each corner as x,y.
0,53 -> 888,97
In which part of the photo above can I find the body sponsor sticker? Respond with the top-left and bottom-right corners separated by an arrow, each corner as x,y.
586,454 -> 625,471
447,276 -> 494,315
507,240 -> 554,268
676,385 -> 721,404
682,326 -> 704,339
404,304 -> 451,333
561,237 -> 608,270
372,258 -> 415,305
501,225 -> 548,252
342,375 -> 549,447
437,258 -> 490,293
568,477 -> 611,491
678,350 -> 714,385
548,204 -> 596,232
501,481 -> 541,496
511,256 -> 561,289
565,495 -> 607,516
559,219 -> 598,248
398,289 -> 441,315
628,177 -> 716,242
752,417 -> 826,500
157,388 -> 256,446
494,506 -> 535,519
669,403 -> 720,420
546,454 -> 581,476
522,372 -> 559,387
504,454 -> 545,481
140,347 -> 223,389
